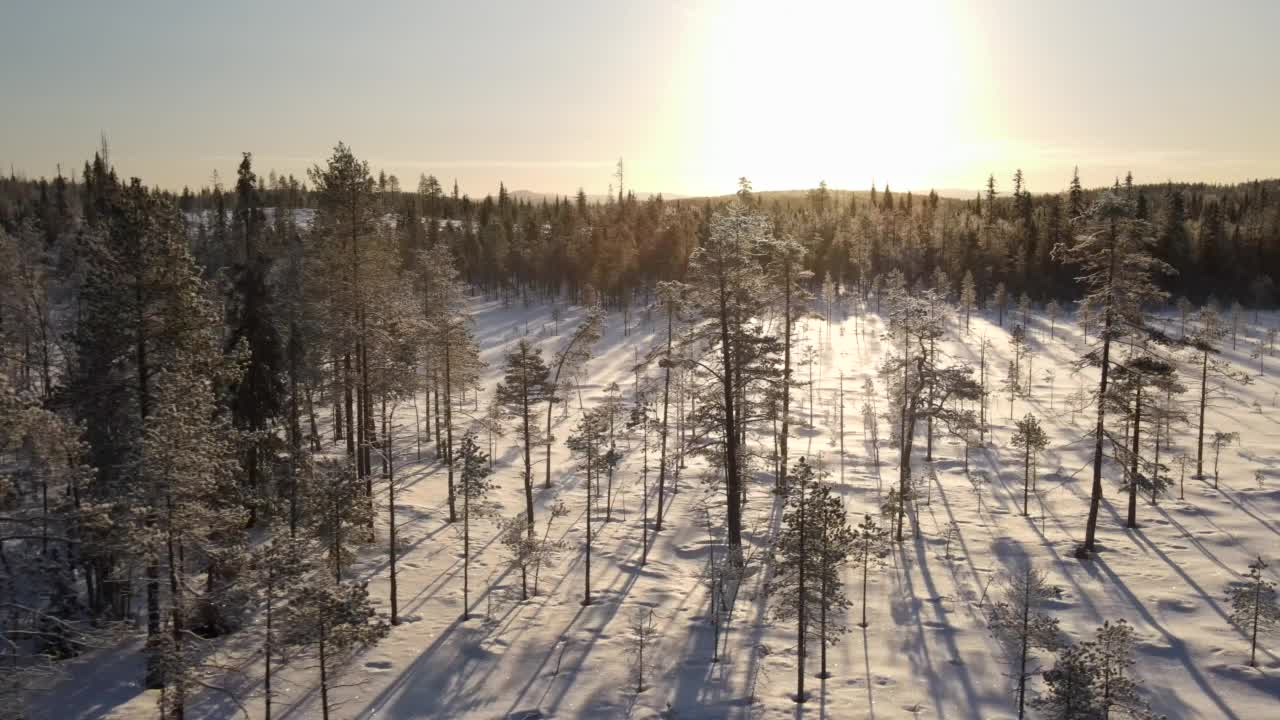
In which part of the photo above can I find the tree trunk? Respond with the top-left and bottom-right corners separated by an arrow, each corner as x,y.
522,381 -> 535,536
389,420 -> 399,625
1127,383 -> 1142,528
657,309 -> 673,531
1082,221 -> 1118,557
718,278 -> 742,549
583,436 -> 593,606
1196,351 -> 1208,478
444,339 -> 456,523
780,257 -> 792,490
795,476 -> 806,702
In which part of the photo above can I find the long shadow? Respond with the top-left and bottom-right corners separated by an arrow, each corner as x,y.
1093,555 -> 1243,720
1130,511 -> 1238,626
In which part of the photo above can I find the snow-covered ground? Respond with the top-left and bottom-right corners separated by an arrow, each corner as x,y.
35,298 -> 1280,719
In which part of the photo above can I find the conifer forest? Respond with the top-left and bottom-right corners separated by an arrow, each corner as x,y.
2,3 -> 1280,719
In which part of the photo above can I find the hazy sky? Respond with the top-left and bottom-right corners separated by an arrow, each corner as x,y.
2,0 -> 1277,197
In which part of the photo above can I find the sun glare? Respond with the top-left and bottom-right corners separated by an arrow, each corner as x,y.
677,0 -> 974,194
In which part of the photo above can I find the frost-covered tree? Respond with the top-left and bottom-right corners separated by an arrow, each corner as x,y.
993,281 -> 1008,326
765,234 -> 811,490
1012,414 -> 1049,516
497,500 -> 565,597
986,563 -> 1063,719
280,580 -> 389,720
1053,189 -> 1171,558
1185,308 -> 1252,480
850,513 -> 892,628
567,406 -> 610,605
1210,430 -> 1238,488
1226,557 -> 1279,667
1036,619 -> 1158,720
1033,642 -> 1099,720
1175,297 -> 1193,339
1087,619 -> 1156,719
652,280 -> 686,531
1107,354 -> 1181,526
418,241 -> 484,524
544,303 -> 605,489
624,607 -> 660,693
960,271 -> 978,332
686,201 -> 774,549
246,533 -> 316,720
767,458 -> 854,696
496,339 -> 552,532
457,432 -> 494,619
878,289 -> 982,540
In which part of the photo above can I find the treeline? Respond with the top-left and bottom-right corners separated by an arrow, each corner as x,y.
5,162 -> 1279,308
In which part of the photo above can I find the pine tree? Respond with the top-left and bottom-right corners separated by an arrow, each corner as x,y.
68,178 -> 247,696
653,280 -> 686,531
1012,414 -> 1049,516
1185,308 -> 1252,480
1068,167 -> 1085,219
986,563 -> 1063,719
766,458 -> 854,699
457,432 -> 494,619
1053,189 -> 1172,558
418,241 -> 484,523
1086,619 -> 1156,719
305,458 -> 372,582
624,607 -> 660,693
308,143 -> 390,520
246,533 -> 316,720
850,513 -> 891,628
496,339 -> 552,534
497,500 -> 569,601
567,406 -> 610,606
1210,431 -> 1239,488
280,580 -> 389,720
960,271 -> 977,332
879,288 -> 981,540
686,200 -> 773,549
766,234 -> 811,491
993,282 -> 1008,326
1047,299 -> 1062,339
1226,557 -> 1279,667
544,304 -> 605,489
1033,642 -> 1100,720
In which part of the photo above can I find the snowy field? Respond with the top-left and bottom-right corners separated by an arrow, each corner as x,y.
37,297 -> 1280,719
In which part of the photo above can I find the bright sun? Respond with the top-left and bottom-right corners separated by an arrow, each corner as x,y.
675,0 -> 977,194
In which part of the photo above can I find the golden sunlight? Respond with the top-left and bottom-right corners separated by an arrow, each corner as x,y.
679,0 -> 979,193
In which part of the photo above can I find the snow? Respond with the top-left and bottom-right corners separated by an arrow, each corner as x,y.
33,298 -> 1280,719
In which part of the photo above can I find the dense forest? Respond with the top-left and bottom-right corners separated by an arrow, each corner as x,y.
5,150 -> 1280,310
2,142 -> 1279,718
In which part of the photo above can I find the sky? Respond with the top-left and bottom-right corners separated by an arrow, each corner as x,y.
2,0 -> 1278,197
